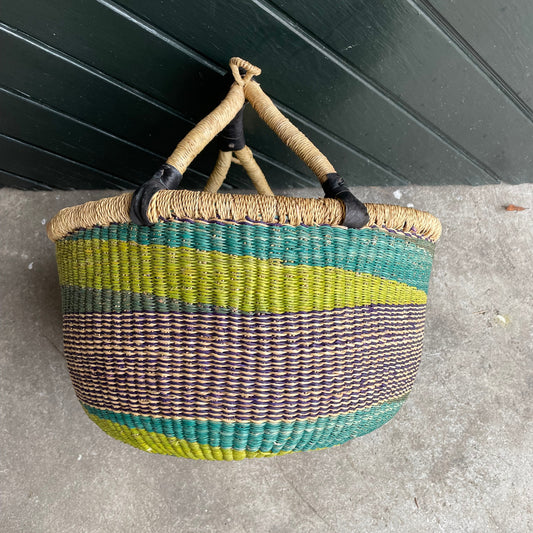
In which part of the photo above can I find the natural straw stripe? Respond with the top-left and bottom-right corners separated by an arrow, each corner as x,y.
63,306 -> 422,423
73,350 -> 414,422
62,311 -> 425,360
72,344 -> 417,421
47,191 -> 442,242
64,331 -> 424,363
65,347 -> 422,407
70,361 -> 419,423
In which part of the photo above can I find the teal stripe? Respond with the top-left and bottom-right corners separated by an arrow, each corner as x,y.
82,397 -> 406,453
63,221 -> 434,292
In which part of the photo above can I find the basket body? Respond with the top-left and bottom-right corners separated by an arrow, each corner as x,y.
55,215 -> 436,460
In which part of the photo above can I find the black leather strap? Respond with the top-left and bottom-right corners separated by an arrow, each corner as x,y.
322,173 -> 369,228
130,164 -> 183,226
217,106 -> 246,152
216,67 -> 252,152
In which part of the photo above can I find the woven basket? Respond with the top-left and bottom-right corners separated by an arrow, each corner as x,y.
48,58 -> 441,460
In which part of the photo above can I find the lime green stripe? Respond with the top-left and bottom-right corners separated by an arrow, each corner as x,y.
57,240 -> 426,313
62,221 -> 435,292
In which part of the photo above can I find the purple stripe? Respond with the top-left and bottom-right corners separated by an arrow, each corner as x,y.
63,305 -> 424,421
66,348 -> 420,387
73,383 -> 417,421
63,319 -> 425,339
72,382 -> 418,421
63,306 -> 426,346
63,329 -> 424,354
66,345 -> 421,421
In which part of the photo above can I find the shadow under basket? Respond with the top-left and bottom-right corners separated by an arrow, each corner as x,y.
47,58 -> 441,460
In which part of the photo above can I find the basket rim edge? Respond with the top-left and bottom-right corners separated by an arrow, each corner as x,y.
46,190 -> 442,243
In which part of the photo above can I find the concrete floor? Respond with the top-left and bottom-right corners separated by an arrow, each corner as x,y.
1,184 -> 532,533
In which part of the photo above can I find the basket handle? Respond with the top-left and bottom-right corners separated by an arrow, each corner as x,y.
231,58 -> 368,228
204,101 -> 273,195
205,146 -> 274,195
130,58 -> 368,228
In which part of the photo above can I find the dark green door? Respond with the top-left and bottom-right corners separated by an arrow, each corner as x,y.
1,0 -> 532,189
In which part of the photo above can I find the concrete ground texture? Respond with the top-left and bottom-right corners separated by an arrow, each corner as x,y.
1,184 -> 531,533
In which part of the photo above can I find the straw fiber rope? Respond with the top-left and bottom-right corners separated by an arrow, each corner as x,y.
204,147 -> 273,196
203,150 -> 233,194
233,146 -> 274,195
165,82 -> 245,174
229,58 -> 335,184
168,57 -> 336,189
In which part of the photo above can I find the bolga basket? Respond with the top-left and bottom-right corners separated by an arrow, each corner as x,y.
48,58 -> 441,460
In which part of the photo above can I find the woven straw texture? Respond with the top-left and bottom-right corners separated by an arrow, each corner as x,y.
50,57 -> 441,460
54,213 -> 438,460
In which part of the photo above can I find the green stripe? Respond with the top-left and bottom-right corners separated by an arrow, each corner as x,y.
85,413 -> 296,460
60,286 -> 256,314
60,286 -> 427,315
83,397 -> 406,458
56,240 -> 427,314
61,221 -> 434,292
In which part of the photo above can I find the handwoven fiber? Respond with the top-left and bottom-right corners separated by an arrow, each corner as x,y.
55,216 -> 437,460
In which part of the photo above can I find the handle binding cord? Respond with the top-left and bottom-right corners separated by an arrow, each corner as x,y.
322,173 -> 369,228
217,68 -> 252,152
131,67 -> 256,226
130,164 -> 182,226
129,76 -> 246,226
217,106 -> 246,152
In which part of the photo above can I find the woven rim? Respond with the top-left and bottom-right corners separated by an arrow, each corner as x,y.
47,190 -> 442,242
